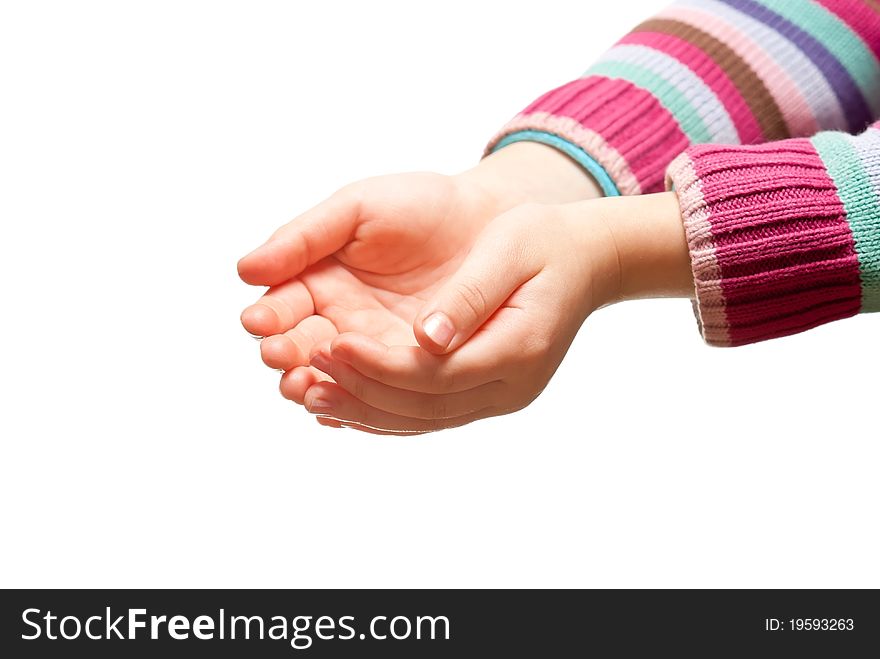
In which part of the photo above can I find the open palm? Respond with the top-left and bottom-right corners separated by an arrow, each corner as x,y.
238,172 -> 502,383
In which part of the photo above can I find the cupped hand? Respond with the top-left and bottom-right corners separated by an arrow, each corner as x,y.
298,201 -> 618,434
238,143 -> 601,417
300,193 -> 690,435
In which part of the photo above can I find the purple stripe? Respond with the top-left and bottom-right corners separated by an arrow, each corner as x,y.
721,0 -> 872,133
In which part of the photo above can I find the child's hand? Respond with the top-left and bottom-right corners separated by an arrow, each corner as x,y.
238,143 -> 599,386
300,193 -> 693,434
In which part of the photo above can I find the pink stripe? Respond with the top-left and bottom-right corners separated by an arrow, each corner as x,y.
815,0 -> 880,62
666,152 -> 731,345
521,77 -> 689,193
658,5 -> 819,136
619,31 -> 763,144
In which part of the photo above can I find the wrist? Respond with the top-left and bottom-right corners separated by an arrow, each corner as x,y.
595,192 -> 694,302
460,141 -> 603,208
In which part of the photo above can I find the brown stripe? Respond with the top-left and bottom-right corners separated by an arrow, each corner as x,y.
635,18 -> 789,141
866,0 -> 880,15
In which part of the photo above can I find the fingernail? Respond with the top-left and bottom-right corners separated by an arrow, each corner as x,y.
307,397 -> 333,414
422,312 -> 455,349
310,351 -> 332,373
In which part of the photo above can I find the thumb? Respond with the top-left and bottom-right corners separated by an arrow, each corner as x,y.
415,221 -> 537,354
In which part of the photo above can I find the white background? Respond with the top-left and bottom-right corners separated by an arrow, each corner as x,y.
1,0 -> 877,588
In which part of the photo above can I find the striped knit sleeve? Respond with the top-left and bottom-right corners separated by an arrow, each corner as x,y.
666,122 -> 880,346
486,0 -> 880,196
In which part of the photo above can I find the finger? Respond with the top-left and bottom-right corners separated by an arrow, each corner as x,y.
260,315 -> 337,371
279,366 -> 333,405
304,382 -> 492,433
315,416 -> 427,436
329,332 -> 510,394
310,348 -> 503,419
241,279 -> 315,338
237,186 -> 361,286
414,212 -> 538,354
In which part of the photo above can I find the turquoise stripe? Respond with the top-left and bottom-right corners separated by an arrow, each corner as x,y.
586,60 -> 712,143
755,0 -> 880,115
492,131 -> 620,197
812,131 -> 880,311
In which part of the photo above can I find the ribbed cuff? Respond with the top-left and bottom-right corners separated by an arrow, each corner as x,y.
486,76 -> 690,195
666,142 -> 863,347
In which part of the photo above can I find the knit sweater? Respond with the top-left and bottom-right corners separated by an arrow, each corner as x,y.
488,0 -> 880,346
